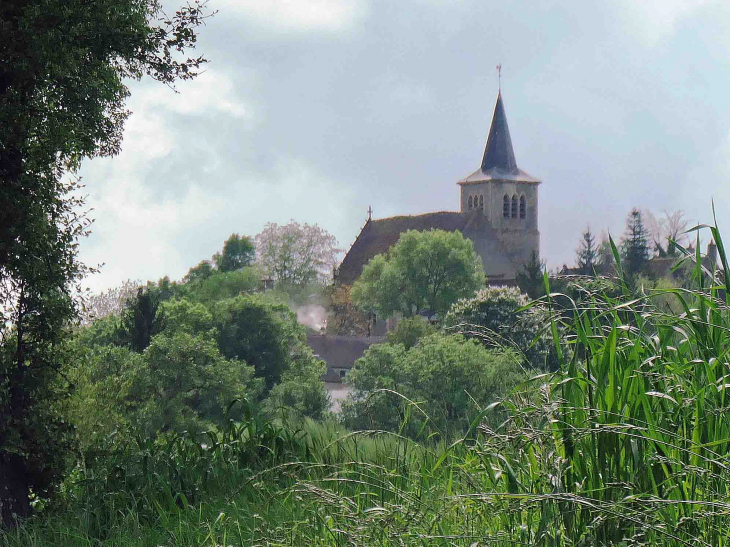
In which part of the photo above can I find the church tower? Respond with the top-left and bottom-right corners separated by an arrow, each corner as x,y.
457,92 -> 541,270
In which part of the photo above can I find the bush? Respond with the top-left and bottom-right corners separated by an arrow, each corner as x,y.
213,294 -> 303,388
342,333 -> 529,437
443,286 -> 557,369
69,330 -> 264,445
386,316 -> 436,349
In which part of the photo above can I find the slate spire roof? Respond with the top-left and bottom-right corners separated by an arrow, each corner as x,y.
458,92 -> 540,185
481,91 -> 518,174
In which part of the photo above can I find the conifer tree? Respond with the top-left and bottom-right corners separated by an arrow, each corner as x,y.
576,226 -> 598,275
516,251 -> 545,299
620,208 -> 650,277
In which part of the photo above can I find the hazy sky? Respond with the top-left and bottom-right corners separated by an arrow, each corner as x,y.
78,0 -> 730,292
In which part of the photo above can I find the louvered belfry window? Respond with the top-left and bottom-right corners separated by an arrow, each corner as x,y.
503,195 -> 510,218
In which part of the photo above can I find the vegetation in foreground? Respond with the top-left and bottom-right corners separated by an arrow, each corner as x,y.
2,223 -> 730,545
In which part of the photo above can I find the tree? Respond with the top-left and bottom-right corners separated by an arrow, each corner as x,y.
515,250 -> 545,299
597,235 -> 615,270
323,284 -> 370,336
213,295 -> 305,388
214,233 -> 255,273
386,317 -> 436,350
576,226 -> 598,275
254,221 -> 340,286
185,260 -> 214,283
1,0 -> 211,523
644,209 -> 689,258
342,333 -> 528,436
621,208 -> 651,277
0,181 -> 89,527
443,286 -> 557,370
117,287 -> 167,353
265,345 -> 329,420
186,267 -> 261,305
352,229 -> 484,318
663,210 -> 689,257
81,279 -> 141,325
70,330 -> 264,444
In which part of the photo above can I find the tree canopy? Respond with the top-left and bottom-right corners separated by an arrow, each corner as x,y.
342,333 -> 528,436
254,221 -> 340,287
443,285 -> 558,370
0,0 -> 211,525
351,229 -> 484,318
214,234 -> 255,272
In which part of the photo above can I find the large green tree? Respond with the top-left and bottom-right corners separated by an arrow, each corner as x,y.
0,0 -> 210,524
213,294 -> 305,388
352,229 -> 484,318
214,233 -> 255,273
342,333 -> 528,436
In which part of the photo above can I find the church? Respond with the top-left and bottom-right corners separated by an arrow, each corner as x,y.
335,91 -> 542,286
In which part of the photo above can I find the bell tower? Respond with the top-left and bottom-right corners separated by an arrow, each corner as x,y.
457,91 -> 541,269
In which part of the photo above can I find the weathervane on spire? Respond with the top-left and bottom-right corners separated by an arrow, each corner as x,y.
367,205 -> 372,221
496,63 -> 502,92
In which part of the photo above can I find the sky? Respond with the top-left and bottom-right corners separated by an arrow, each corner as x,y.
77,0 -> 730,292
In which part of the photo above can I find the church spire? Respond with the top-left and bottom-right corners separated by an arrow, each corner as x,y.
481,92 -> 518,175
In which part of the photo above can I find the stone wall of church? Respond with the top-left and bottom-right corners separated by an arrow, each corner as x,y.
496,182 -> 540,269
460,180 -> 540,271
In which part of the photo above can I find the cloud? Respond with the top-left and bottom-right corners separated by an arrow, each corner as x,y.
218,0 -> 368,32
618,0 -> 713,45
128,69 -> 252,120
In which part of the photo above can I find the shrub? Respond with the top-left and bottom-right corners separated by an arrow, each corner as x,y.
69,331 -> 264,444
342,333 -> 529,437
386,316 -> 435,349
213,294 -> 303,388
443,286 -> 556,369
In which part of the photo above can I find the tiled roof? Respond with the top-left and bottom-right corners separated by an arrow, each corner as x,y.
336,212 -> 472,285
336,211 -> 518,285
307,333 -> 382,370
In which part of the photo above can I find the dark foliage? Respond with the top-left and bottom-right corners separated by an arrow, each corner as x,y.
620,208 -> 651,277
0,0 -> 211,525
214,234 -> 255,273
117,287 -> 167,353
576,226 -> 598,275
516,250 -> 545,299
214,295 -> 304,389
